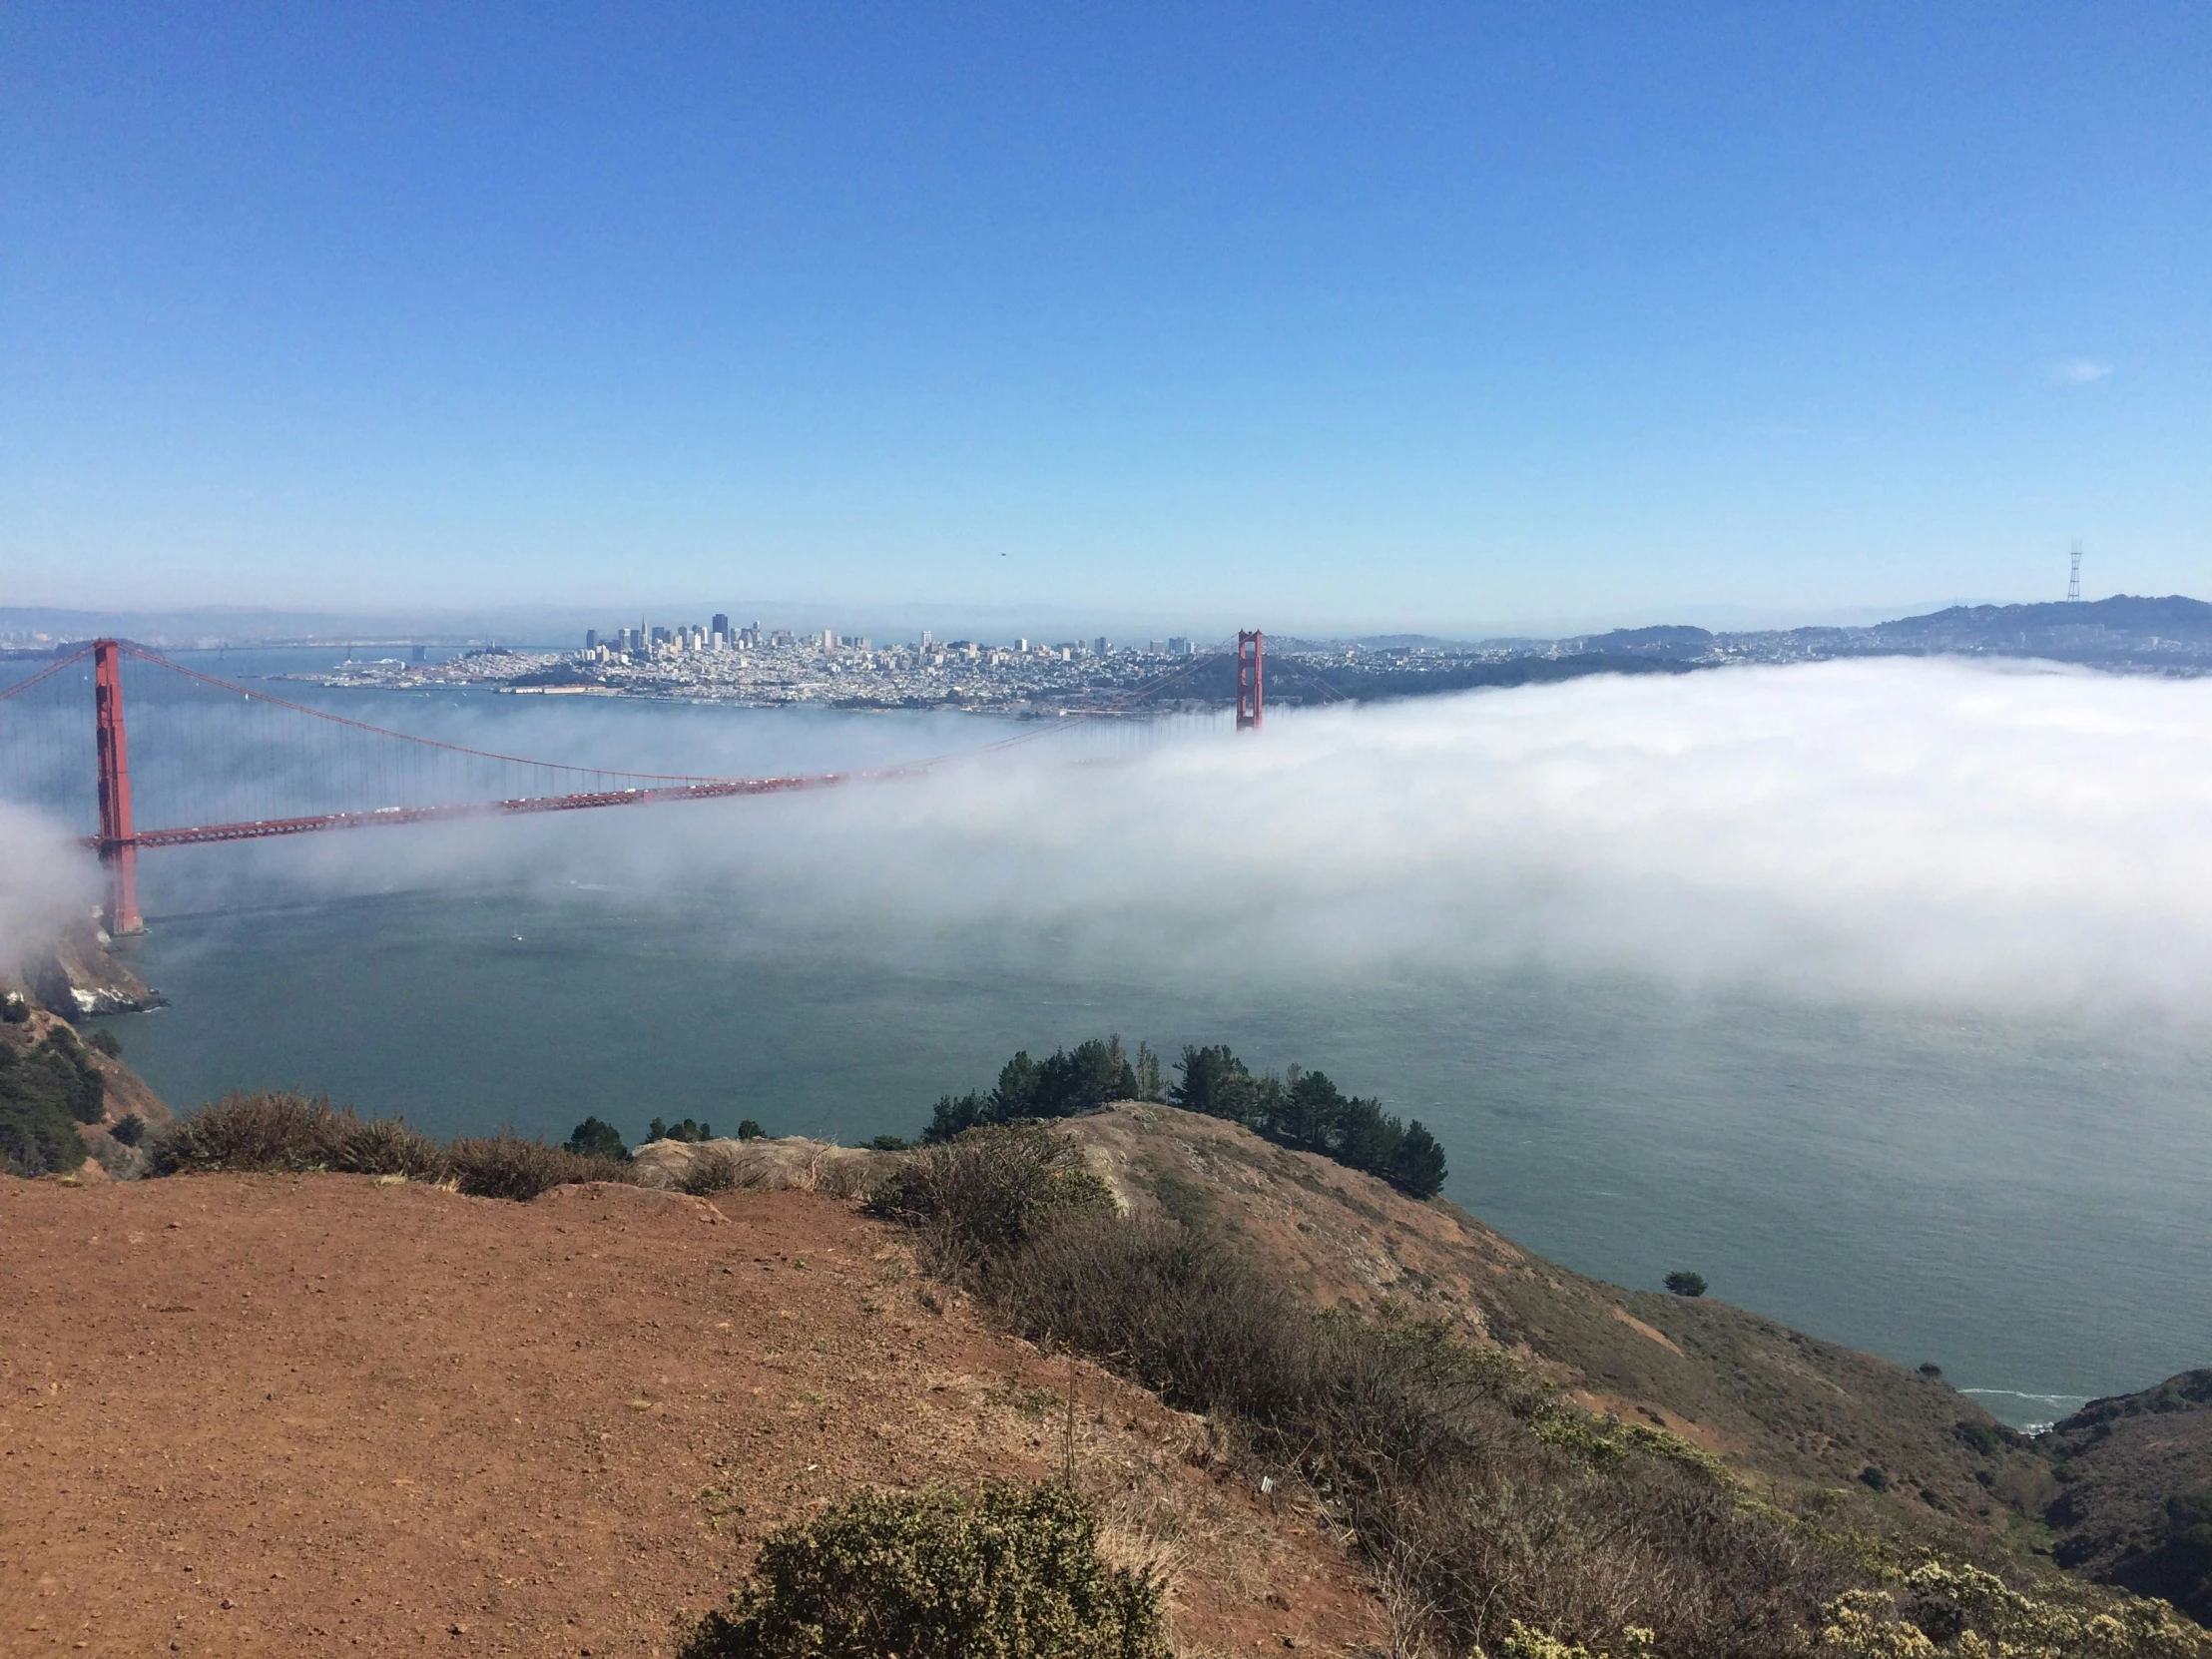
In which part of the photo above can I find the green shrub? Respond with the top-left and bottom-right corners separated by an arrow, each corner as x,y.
865,1133 -> 909,1151
1815,1557 -> 2211,1659
1859,1465 -> 1892,1492
0,992 -> 28,1025
446,1131 -> 636,1201
110,1112 -> 146,1147
736,1118 -> 765,1140
86,1026 -> 121,1057
680,1483 -> 1167,1659
1665,1271 -> 1708,1298
866,1124 -> 1115,1275
150,1091 -> 347,1174
564,1115 -> 630,1160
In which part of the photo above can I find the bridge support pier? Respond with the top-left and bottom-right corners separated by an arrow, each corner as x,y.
1236,630 -> 1264,731
92,639 -> 143,935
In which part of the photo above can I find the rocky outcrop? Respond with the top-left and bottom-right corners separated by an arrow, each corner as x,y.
12,914 -> 163,1018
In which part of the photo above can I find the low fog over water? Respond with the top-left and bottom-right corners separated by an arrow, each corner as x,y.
10,656 -> 2212,1423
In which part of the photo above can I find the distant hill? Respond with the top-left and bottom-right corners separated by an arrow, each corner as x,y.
1842,596 -> 2212,666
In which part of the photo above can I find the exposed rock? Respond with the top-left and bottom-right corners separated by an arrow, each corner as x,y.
13,913 -> 163,1017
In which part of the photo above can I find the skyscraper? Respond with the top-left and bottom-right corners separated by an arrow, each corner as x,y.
712,613 -> 730,635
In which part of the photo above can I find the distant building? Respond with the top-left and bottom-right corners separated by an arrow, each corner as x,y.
712,613 -> 730,636
585,629 -> 599,650
1167,636 -> 1190,655
1094,636 -> 1108,656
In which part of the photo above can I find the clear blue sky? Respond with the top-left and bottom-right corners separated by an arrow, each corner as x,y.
3,3 -> 2205,631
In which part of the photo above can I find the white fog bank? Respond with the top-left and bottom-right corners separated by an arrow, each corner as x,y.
47,656 -> 2212,1015
663,657 -> 2212,1011
0,803 -> 101,971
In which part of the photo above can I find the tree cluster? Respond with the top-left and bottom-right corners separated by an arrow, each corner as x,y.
914,1034 -> 1447,1202
922,1037 -> 1159,1144
1170,1044 -> 1447,1200
0,1027 -> 107,1178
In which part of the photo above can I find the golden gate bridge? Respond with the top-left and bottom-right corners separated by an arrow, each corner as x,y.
2,631 -> 1315,935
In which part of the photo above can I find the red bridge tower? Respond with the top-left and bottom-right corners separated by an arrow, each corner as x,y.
1235,630 -> 1264,731
92,639 -> 143,935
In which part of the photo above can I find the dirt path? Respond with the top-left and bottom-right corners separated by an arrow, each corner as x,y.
1,1175 -> 1379,1658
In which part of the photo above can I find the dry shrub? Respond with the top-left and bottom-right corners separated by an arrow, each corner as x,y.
332,1115 -> 451,1181
150,1091 -> 351,1173
866,1124 -> 1115,1277
678,1143 -> 758,1196
446,1131 -> 636,1202
808,1146 -> 899,1200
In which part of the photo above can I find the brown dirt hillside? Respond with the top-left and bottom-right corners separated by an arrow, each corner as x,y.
0,1173 -> 1380,1659
1062,1103 -> 2053,1526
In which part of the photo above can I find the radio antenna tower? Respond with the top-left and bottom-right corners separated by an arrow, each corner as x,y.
2067,540 -> 2082,602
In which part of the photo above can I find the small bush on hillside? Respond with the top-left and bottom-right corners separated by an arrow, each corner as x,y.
648,1116 -> 715,1143
680,1482 -> 1167,1659
564,1115 -> 630,1160
1,992 -> 28,1024
1665,1271 -> 1708,1298
736,1118 -> 765,1140
150,1091 -> 348,1174
333,1115 -> 451,1181
87,1026 -> 121,1057
109,1112 -> 145,1147
866,1124 -> 1115,1275
865,1132 -> 909,1151
446,1132 -> 636,1201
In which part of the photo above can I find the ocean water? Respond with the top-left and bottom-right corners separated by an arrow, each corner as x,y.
34,656 -> 2212,1428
